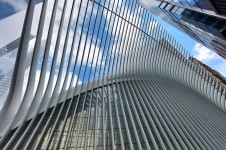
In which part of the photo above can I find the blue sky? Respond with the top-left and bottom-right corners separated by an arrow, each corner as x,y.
0,0 -> 226,80
153,16 -> 226,77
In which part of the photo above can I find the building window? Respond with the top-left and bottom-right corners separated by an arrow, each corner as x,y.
165,4 -> 173,11
171,6 -> 179,13
214,20 -> 226,29
159,2 -> 168,9
175,7 -> 185,15
181,9 -> 193,18
221,28 -> 226,38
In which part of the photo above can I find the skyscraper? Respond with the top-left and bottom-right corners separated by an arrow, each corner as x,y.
0,35 -> 37,110
0,0 -> 226,149
140,0 -> 226,59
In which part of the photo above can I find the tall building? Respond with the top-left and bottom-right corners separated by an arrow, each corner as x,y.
0,35 -> 36,110
190,57 -> 226,86
139,0 -> 226,59
0,0 -> 226,149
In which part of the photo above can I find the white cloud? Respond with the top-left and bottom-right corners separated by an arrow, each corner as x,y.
75,37 -> 103,67
192,43 -> 226,78
1,0 -> 27,12
39,0 -> 104,67
216,61 -> 226,77
193,43 -> 220,62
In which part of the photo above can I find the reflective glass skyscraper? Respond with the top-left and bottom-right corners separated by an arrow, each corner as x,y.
0,0 -> 226,149
140,0 -> 226,59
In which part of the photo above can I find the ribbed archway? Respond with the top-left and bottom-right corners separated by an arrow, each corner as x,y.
0,0 -> 225,149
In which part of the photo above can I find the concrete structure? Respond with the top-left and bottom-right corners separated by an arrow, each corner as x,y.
0,0 -> 226,149
140,0 -> 226,59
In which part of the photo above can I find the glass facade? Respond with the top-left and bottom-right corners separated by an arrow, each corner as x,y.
209,0 -> 226,16
0,38 -> 21,109
140,0 -> 226,59
0,35 -> 36,110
